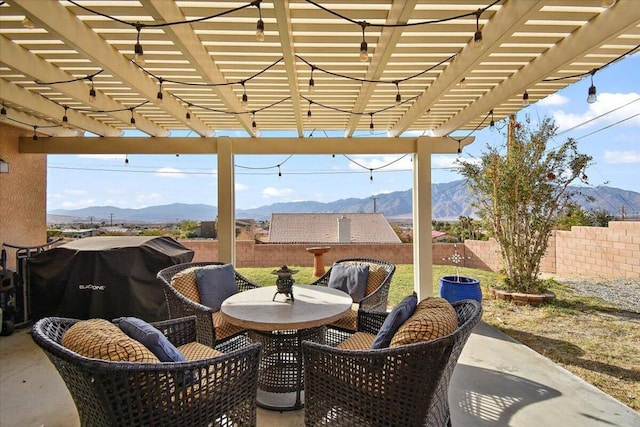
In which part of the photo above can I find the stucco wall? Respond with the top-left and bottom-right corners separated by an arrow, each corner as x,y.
0,122 -> 48,269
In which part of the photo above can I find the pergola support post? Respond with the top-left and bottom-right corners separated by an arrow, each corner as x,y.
217,137 -> 235,264
413,137 -> 433,299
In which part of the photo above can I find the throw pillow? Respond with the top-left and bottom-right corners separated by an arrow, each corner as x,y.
390,297 -> 458,347
116,317 -> 186,362
370,293 -> 418,349
328,263 -> 369,302
195,264 -> 238,311
62,318 -> 159,363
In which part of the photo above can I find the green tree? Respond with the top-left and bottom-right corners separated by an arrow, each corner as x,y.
555,202 -> 591,230
588,209 -> 615,227
458,117 -> 592,294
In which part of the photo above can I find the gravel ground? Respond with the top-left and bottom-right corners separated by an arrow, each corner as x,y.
551,276 -> 640,313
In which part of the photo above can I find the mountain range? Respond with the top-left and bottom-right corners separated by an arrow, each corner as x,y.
47,180 -> 640,224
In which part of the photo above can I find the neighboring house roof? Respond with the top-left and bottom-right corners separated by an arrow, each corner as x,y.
269,213 -> 401,244
432,231 -> 448,240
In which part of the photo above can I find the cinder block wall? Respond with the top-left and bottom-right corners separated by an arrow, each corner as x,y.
0,123 -> 48,269
178,222 -> 640,279
555,222 -> 640,278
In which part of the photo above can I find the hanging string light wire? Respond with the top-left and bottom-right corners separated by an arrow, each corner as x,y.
304,0 -> 500,28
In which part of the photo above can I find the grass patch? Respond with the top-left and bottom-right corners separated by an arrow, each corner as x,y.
237,264 -> 639,411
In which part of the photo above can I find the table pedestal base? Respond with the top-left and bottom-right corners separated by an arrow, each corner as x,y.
248,326 -> 325,411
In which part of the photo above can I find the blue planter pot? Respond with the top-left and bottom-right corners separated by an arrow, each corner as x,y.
439,276 -> 482,303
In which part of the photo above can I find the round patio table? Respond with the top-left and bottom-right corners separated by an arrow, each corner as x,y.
221,285 -> 352,410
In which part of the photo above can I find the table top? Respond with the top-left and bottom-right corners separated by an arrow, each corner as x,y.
221,285 -> 352,331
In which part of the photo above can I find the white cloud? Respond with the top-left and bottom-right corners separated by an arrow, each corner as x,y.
235,182 -> 249,191
262,187 -> 293,198
61,199 -> 96,209
603,150 -> 640,164
538,93 -> 570,106
64,189 -> 88,196
432,155 -> 459,169
155,167 -> 186,178
551,92 -> 640,132
346,155 -> 412,171
137,192 -> 163,202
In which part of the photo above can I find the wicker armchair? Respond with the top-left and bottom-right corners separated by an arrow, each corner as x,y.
32,316 -> 261,427
157,261 -> 260,349
302,299 -> 482,427
308,257 -> 395,343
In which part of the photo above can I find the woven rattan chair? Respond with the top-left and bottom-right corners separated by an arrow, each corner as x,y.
308,257 -> 395,344
32,316 -> 261,427
157,261 -> 260,350
302,299 -> 482,427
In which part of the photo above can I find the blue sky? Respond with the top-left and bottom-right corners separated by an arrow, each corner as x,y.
47,53 -> 640,212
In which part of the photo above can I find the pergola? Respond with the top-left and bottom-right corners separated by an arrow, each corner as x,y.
1,0 -> 638,297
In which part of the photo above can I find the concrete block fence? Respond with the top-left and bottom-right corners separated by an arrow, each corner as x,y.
180,221 -> 639,279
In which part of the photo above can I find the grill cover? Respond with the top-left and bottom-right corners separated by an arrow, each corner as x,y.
28,236 -> 194,322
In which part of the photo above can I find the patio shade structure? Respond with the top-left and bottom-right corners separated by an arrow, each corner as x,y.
1,0 -> 638,297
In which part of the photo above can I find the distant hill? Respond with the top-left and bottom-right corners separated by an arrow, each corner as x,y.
47,180 -> 640,224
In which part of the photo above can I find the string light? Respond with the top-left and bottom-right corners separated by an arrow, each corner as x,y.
473,8 -> 483,46
490,109 -> 495,127
125,154 -> 129,165
522,90 -> 530,107
134,23 -> 145,65
359,22 -> 369,61
309,66 -> 315,93
394,81 -> 401,105
241,81 -> 248,105
156,78 -> 164,104
255,0 -> 265,42
185,103 -> 191,121
369,169 -> 373,181
277,164 -> 282,177
458,78 -> 467,88
130,108 -> 136,125
307,101 -> 312,119
88,77 -> 96,102
1,102 -> 7,118
369,113 -> 374,133
32,126 -> 38,141
62,106 -> 69,127
251,111 -> 257,130
587,69 -> 597,104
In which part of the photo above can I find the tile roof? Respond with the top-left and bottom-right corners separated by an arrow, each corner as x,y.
269,213 -> 401,243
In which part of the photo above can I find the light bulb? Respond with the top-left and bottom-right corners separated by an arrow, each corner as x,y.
242,93 -> 248,105
587,85 -> 597,104
459,78 -> 467,88
360,41 -> 368,61
156,90 -> 163,103
185,111 -> 191,121
522,91 -> 530,107
89,87 -> 96,102
309,78 -> 315,93
256,19 -> 265,42
134,42 -> 144,65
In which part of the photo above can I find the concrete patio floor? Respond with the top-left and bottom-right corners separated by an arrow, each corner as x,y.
1,321 -> 638,427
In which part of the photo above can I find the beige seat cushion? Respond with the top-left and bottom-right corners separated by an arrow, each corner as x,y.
336,332 -> 376,350
390,297 -> 458,347
212,311 -> 244,341
62,319 -> 159,363
330,303 -> 359,331
178,342 -> 223,361
171,267 -> 202,304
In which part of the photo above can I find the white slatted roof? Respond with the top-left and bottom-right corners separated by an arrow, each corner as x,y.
1,0 -> 639,139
